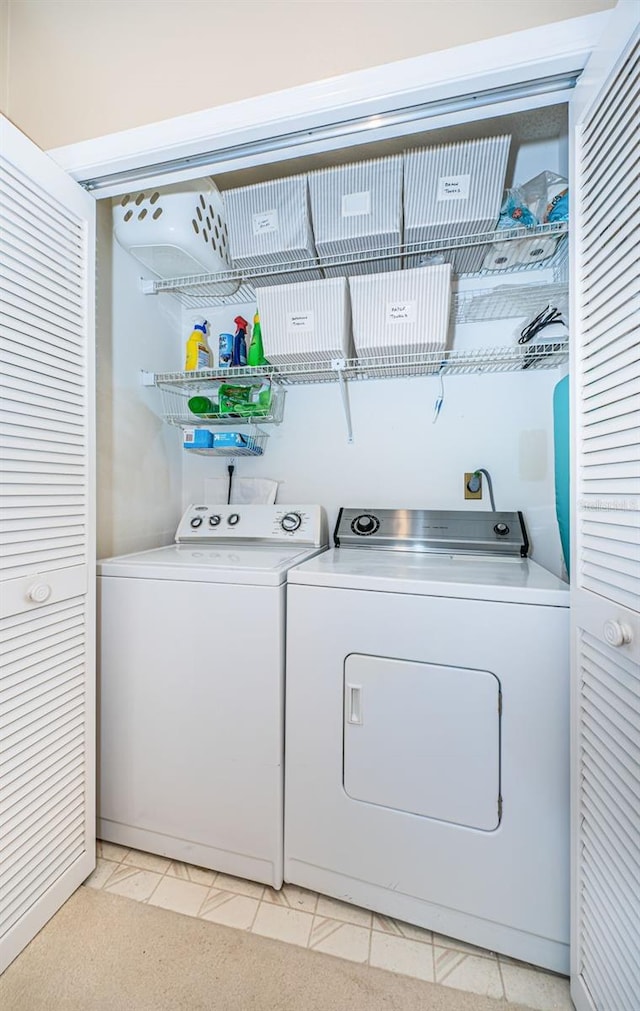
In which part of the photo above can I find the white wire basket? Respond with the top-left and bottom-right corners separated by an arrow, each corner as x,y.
113,179 -> 239,294
183,426 -> 268,456
158,378 -> 285,427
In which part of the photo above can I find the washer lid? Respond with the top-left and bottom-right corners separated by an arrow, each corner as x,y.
98,543 -> 325,586
287,548 -> 569,606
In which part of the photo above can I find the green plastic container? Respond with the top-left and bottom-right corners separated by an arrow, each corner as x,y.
188,396 -> 218,417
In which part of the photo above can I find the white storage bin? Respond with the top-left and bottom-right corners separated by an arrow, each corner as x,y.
113,179 -> 236,291
308,156 -> 403,276
257,276 -> 353,365
349,264 -> 452,360
404,136 -> 511,273
224,175 -> 319,286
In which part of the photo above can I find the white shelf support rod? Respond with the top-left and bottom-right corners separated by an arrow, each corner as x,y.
332,359 -> 353,444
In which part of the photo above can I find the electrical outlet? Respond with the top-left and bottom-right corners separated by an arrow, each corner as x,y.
464,472 -> 483,500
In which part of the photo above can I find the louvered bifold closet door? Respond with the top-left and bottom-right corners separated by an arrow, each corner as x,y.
0,116 -> 96,974
570,8 -> 640,1011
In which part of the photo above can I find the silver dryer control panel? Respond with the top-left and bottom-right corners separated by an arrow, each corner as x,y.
334,508 -> 529,556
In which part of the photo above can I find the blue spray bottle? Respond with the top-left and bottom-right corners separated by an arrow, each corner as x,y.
232,316 -> 248,367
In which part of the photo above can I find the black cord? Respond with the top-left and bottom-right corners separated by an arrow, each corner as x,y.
518,305 -> 566,345
227,463 -> 235,505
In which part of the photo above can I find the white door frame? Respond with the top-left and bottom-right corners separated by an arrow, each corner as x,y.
48,12 -> 611,198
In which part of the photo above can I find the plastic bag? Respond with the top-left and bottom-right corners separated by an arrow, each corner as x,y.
496,187 -> 538,230
496,171 -> 569,230
520,171 -> 568,224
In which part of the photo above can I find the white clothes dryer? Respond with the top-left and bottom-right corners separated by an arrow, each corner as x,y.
284,508 -> 569,972
98,504 -> 326,888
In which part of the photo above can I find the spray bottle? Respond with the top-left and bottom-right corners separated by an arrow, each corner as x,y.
232,316 -> 248,367
247,310 -> 268,367
184,320 -> 212,371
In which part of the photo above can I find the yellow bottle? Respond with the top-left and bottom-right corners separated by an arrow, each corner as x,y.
184,320 -> 212,371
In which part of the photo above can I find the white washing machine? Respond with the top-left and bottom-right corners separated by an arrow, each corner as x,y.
98,504 -> 326,888
285,508 -> 570,972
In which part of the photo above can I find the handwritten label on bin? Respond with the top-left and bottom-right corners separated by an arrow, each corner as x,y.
252,209 -> 279,235
436,174 -> 471,201
287,310 -> 314,334
386,301 -> 416,325
342,190 -> 371,217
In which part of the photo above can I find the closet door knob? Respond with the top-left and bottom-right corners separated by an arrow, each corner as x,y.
27,583 -> 52,604
603,620 -> 632,648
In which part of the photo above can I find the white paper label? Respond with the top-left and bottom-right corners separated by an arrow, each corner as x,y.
342,190 -> 371,217
252,209 -> 279,235
386,301 -> 416,325
287,310 -> 314,334
436,174 -> 471,201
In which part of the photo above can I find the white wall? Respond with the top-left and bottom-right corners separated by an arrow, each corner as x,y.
96,203 -> 183,559
179,304 -> 566,578
2,0 -> 614,149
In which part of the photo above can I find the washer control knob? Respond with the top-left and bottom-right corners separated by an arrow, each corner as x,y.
227,513 -> 240,526
352,514 -> 380,536
27,583 -> 52,604
603,620 -> 632,648
190,516 -> 203,529
209,515 -> 221,527
493,522 -> 510,536
280,512 -> 302,532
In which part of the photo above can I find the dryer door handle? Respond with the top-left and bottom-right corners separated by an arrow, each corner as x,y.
346,684 -> 362,725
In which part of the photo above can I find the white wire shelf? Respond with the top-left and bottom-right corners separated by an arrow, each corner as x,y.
454,282 -> 568,323
150,340 -> 569,390
183,425 -> 268,457
144,222 -> 569,308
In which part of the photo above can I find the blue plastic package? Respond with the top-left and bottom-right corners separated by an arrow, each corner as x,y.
183,428 -> 214,449
546,190 -> 569,223
496,188 -> 538,230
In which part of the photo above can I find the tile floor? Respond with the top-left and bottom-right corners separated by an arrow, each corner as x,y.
86,842 -> 573,1011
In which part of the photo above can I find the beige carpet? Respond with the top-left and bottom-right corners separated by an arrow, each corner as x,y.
0,887 -> 538,1011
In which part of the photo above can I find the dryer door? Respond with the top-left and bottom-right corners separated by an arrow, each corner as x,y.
344,654 -> 501,831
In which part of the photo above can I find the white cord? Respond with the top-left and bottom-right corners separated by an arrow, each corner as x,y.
432,363 -> 446,423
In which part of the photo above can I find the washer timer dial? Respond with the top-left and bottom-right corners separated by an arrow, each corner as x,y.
280,512 -> 302,533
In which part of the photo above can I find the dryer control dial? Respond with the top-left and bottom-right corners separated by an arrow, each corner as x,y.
280,512 -> 302,532
493,522 -> 510,536
351,513 -> 380,536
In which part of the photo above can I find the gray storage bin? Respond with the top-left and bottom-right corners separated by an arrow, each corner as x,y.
404,135 -> 511,273
257,276 -> 353,367
224,175 -> 319,286
349,264 -> 452,362
309,156 -> 403,276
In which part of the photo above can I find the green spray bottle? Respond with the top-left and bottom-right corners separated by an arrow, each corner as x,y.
247,310 -> 268,367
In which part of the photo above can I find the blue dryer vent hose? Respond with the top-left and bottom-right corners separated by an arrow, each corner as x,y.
553,375 -> 570,576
